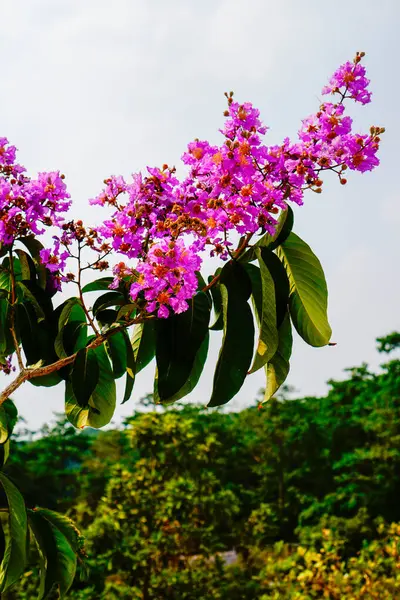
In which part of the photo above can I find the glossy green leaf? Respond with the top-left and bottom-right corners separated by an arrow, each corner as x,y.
72,348 -> 100,407
29,372 -> 63,388
0,441 -> 10,468
65,343 -> 116,429
0,300 -> 14,358
92,291 -> 125,317
260,250 -> 290,328
245,252 -> 279,373
33,508 -> 84,559
0,399 -> 18,445
208,262 -> 255,407
116,304 -> 136,322
18,235 -> 48,289
16,281 -> 46,321
276,232 -> 332,347
81,277 -> 113,293
14,249 -> 36,282
55,299 -> 86,359
16,303 -> 42,366
154,332 -> 209,404
122,330 -> 136,404
28,509 -> 77,599
106,331 -> 127,379
195,271 -> 212,303
264,310 -> 293,401
95,309 -> 118,326
0,257 -> 21,290
208,268 -> 223,331
156,292 -> 211,401
0,473 -> 28,592
131,320 -> 156,374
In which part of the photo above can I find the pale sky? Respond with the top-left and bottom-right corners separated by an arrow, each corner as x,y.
1,0 -> 399,431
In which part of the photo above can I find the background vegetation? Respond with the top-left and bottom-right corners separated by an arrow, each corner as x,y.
3,332 -> 400,599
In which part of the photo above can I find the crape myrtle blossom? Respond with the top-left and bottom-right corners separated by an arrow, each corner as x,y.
2,54 -> 383,320
0,138 -> 71,246
322,52 -> 372,105
128,239 -> 201,318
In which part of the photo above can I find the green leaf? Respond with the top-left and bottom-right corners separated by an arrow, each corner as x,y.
71,347 -> 100,407
106,331 -> 127,379
16,303 -> 42,365
122,330 -> 136,404
0,300 -> 14,358
16,281 -> 46,321
29,372 -> 63,388
33,509 -> 84,559
264,310 -> 293,401
195,271 -> 212,303
92,291 -> 125,317
131,320 -> 156,374
0,269 -> 11,293
95,309 -> 118,326
208,262 -> 255,407
0,473 -> 28,593
116,304 -> 136,322
55,299 -> 86,358
28,509 -> 77,599
0,400 -> 18,444
81,277 -> 114,293
154,332 -> 209,404
18,236 -> 48,289
61,320 -> 88,356
276,232 -> 332,347
240,206 -> 294,262
260,250 -> 290,328
208,268 -> 223,331
65,343 -> 116,429
245,252 -> 279,373
14,249 -> 37,282
155,292 -> 211,401
0,441 -> 10,468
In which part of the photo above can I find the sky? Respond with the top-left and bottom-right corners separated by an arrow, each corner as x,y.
1,0 -> 399,431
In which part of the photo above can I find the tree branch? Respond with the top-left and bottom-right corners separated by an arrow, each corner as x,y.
0,314 -> 154,406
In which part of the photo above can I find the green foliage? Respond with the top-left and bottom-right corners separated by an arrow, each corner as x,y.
1,333 -> 399,598
155,291 -> 211,402
276,232 -> 331,347
209,261 -> 254,407
65,344 -> 116,428
1,213 -> 334,429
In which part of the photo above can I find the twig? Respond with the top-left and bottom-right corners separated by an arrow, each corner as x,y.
0,314 -> 153,406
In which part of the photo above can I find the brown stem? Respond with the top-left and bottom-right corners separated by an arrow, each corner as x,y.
0,314 -> 153,406
77,242 -> 100,337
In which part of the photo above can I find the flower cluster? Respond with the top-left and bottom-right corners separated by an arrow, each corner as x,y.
322,51 -> 372,105
129,239 -> 201,317
3,54 -> 383,319
0,138 -> 71,246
